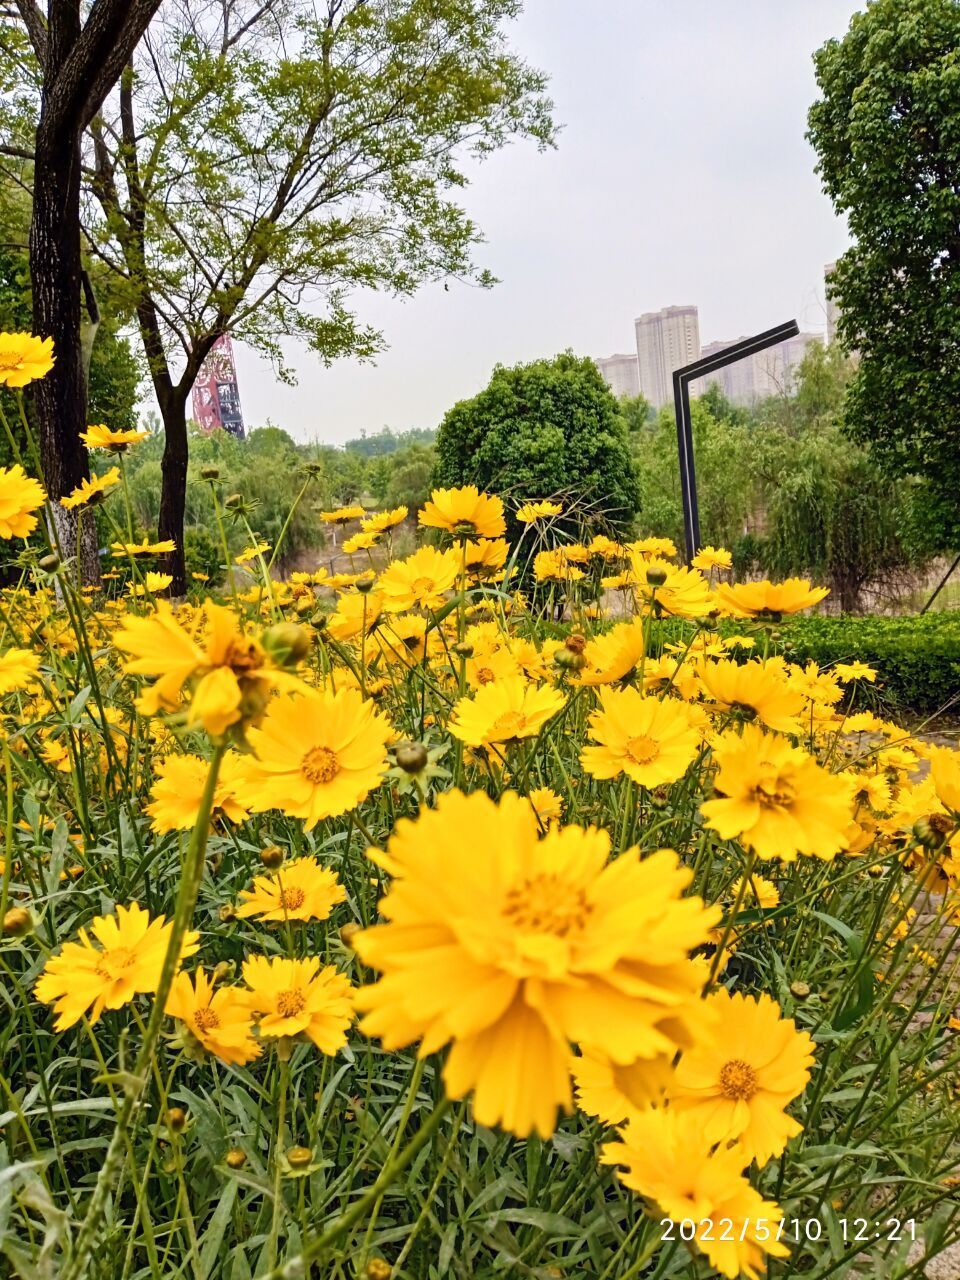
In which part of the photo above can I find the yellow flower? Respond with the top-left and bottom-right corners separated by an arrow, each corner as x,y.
834,660 -> 877,683
378,545 -> 461,612
0,464 -> 46,536
699,658 -> 804,734
165,969 -> 261,1065
146,752 -> 251,833
326,589 -> 384,641
244,687 -> 392,827
0,332 -> 54,387
634,559 -> 714,618
35,903 -> 199,1030
692,545 -> 733,571
701,724 -> 853,861
80,424 -> 149,452
730,872 -> 780,910
669,990 -> 814,1164
630,535 -> 678,560
354,790 -> 719,1138
319,505 -> 365,524
376,614 -> 429,665
602,1108 -> 789,1280
449,676 -> 565,747
573,1051 -> 673,1126
61,466 -> 122,510
516,499 -> 563,522
419,485 -> 505,539
534,548 -> 582,583
578,619 -> 647,686
463,537 -> 508,580
588,534 -> 624,560
236,540 -> 270,564
237,855 -> 346,924
127,572 -> 173,597
0,647 -> 40,694
529,785 -> 563,824
930,747 -> 960,814
111,537 -> 176,557
241,955 -> 353,1052
581,687 -> 700,788
717,577 -> 829,618
361,505 -> 408,533
342,529 -> 381,554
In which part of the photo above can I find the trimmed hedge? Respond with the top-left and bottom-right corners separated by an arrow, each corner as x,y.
779,612 -> 960,718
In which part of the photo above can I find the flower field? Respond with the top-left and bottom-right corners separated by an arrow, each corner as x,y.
2,340 -> 960,1279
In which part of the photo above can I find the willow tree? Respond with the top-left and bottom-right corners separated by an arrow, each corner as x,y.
83,0 -> 554,591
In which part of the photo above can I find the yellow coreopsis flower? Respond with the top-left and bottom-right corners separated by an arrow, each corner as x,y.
326,589 -> 384,641
354,789 -> 719,1138
0,647 -> 41,694
634,559 -> 714,618
534,548 -> 582,583
60,466 -> 121,510
573,1051 -> 674,1126
701,724 -> 853,861
419,485 -> 506,539
449,676 -> 565,747
528,785 -> 564,824
319,505 -> 365,524
146,752 -> 251,833
165,968 -> 261,1065
630,535 -> 678,560
35,903 -> 199,1030
342,529 -> 382,554
0,332 -> 54,387
581,687 -> 700,788
236,855 -> 346,924
463,537 -> 508,580
692,544 -> 733,572
378,544 -> 461,612
243,687 -> 392,827
716,577 -> 829,618
516,499 -> 563,522
601,1108 -> 789,1280
930,747 -> 960,814
376,613 -> 429,665
834,660 -> 877,683
699,658 -> 804,735
111,537 -> 176,557
236,540 -> 270,565
127,572 -> 174,597
578,619 -> 647,686
668,989 -> 815,1164
241,955 -> 353,1052
80,424 -> 149,452
0,464 -> 46,536
361,505 -> 408,533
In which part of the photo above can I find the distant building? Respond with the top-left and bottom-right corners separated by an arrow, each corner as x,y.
634,305 -> 701,409
594,352 -> 641,400
192,335 -> 246,439
825,262 -> 840,343
692,332 -> 823,405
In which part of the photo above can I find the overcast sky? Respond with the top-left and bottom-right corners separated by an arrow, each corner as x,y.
232,0 -> 861,445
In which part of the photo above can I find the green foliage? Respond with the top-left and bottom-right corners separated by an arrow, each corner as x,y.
808,0 -> 960,542
779,611 -> 960,717
433,352 -> 641,537
343,426 -> 436,457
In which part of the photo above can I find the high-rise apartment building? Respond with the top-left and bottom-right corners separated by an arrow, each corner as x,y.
594,352 -> 641,400
634,305 -> 701,409
691,332 -> 822,404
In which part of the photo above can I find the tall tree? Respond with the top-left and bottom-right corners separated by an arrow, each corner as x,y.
82,0 -> 554,591
3,0 -> 163,578
808,0 -> 960,543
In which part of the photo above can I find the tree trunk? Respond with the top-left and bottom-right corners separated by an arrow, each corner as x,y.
30,119 -> 99,582
157,391 -> 189,595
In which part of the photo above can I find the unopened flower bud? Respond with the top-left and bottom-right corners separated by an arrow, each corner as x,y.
286,1145 -> 313,1169
310,611 -> 328,632
646,566 -> 667,587
451,641 -> 473,659
200,466 -> 220,481
38,553 -> 60,573
219,903 -> 237,923
565,633 -> 586,655
212,960 -> 234,985
554,646 -> 585,671
395,742 -> 428,773
365,1261 -> 392,1280
3,906 -> 33,937
224,493 -> 243,510
789,980 -> 811,1001
356,576 -> 375,594
260,845 -> 284,869
166,1107 -> 187,1133
914,817 -> 947,850
225,1148 -> 247,1169
262,622 -> 311,666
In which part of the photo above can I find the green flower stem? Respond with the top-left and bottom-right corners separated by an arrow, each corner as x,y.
61,743 -> 226,1280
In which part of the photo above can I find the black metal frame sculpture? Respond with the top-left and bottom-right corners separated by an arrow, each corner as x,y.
673,320 -> 800,563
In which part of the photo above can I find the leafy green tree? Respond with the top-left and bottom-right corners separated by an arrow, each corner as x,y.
433,353 -> 640,538
57,0 -> 553,592
384,442 -> 435,511
617,393 -> 653,435
808,0 -> 960,541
